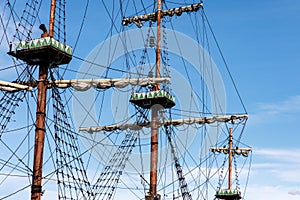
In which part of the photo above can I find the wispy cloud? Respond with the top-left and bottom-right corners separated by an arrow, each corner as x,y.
257,95 -> 300,114
249,95 -> 300,125
252,148 -> 300,183
255,148 -> 300,164
247,185 -> 299,200
289,190 -> 300,196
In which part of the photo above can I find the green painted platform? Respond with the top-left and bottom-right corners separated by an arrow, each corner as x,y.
8,37 -> 72,65
130,90 -> 175,109
215,189 -> 241,200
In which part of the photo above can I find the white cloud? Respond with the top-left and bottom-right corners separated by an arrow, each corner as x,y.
247,185 -> 299,200
289,190 -> 300,196
255,148 -> 300,164
251,162 -> 281,169
249,148 -> 300,186
249,95 -> 300,125
256,95 -> 300,114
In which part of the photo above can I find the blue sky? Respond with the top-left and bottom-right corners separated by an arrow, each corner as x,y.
1,0 -> 300,199
204,1 -> 300,199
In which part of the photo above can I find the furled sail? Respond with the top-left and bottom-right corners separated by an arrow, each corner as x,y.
79,114 -> 248,133
0,78 -> 169,92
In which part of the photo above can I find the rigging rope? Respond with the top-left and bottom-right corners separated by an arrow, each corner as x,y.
0,1 -> 252,199
164,125 -> 192,200
54,0 -> 66,43
0,65 -> 37,138
51,73 -> 93,199
92,130 -> 138,200
7,0 -> 42,41
202,10 -> 247,114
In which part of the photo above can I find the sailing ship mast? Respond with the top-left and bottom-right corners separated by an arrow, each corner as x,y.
0,0 -> 252,199
5,0 -> 175,198
31,1 -> 57,199
123,1 -> 202,199
211,128 -> 252,200
81,1 -> 248,199
6,0 -> 71,199
149,0 -> 162,198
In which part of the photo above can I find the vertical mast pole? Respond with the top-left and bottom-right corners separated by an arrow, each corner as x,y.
155,0 -> 161,84
150,0 -> 162,197
49,0 -> 56,37
228,128 -> 233,190
31,1 -> 56,200
31,63 -> 48,200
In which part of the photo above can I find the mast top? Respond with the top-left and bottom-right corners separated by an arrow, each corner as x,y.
122,3 -> 203,27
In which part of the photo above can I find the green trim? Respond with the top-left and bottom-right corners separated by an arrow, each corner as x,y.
11,37 -> 72,56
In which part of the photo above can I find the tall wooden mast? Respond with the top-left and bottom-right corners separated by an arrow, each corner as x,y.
149,0 -> 162,198
31,61 -> 48,200
31,1 -> 55,199
7,0 -> 71,198
122,2 -> 204,199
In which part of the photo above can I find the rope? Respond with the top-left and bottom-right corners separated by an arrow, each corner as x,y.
92,130 -> 138,199
50,72 -> 93,199
203,10 -> 247,114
